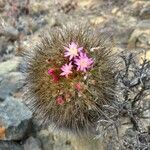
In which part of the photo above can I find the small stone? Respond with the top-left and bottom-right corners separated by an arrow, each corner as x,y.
0,57 -> 21,76
130,78 -> 139,87
0,72 -> 25,100
128,20 -> 150,49
36,129 -> 75,150
0,0 -> 5,12
45,16 -> 57,27
0,21 -> 19,40
137,20 -> 150,29
90,16 -> 105,26
53,144 -> 74,150
0,38 -> 13,59
36,129 -> 54,150
29,1 -> 49,16
0,96 -> 4,102
0,141 -> 23,150
24,136 -> 42,150
111,7 -> 119,14
140,4 -> 150,19
6,45 -> 14,54
78,0 -> 93,8
0,97 -> 32,140
116,11 -> 122,17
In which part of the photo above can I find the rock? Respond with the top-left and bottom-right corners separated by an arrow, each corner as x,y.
122,128 -> 149,149
0,0 -> 5,13
0,97 -> 32,140
0,141 -> 23,150
36,129 -> 75,150
0,37 -> 15,61
45,16 -> 57,28
137,20 -> 150,30
17,16 -> 44,35
53,144 -> 74,150
0,72 -> 25,100
0,57 -> 21,76
36,130 -> 54,150
98,24 -> 133,45
29,1 -> 49,16
111,7 -> 119,14
0,20 -> 19,40
128,20 -> 150,49
24,137 -> 42,150
78,0 -> 100,9
53,132 -> 74,150
140,3 -> 150,19
71,135 -> 103,150
0,97 -> 4,102
17,16 -> 31,34
5,45 -> 14,55
0,37 -> 8,56
90,16 -> 106,26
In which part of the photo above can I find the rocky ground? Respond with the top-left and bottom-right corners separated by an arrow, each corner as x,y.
0,0 -> 149,150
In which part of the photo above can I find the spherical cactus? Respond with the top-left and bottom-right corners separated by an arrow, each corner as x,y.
23,26 -> 116,135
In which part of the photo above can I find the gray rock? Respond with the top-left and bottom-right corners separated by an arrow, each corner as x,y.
0,20 -> 19,40
0,57 -> 21,76
122,128 -> 149,149
0,97 -> 4,102
36,129 -> 75,150
24,137 -> 42,150
128,20 -> 150,49
6,45 -> 14,55
53,144 -> 74,150
140,4 -> 150,20
53,132 -> 74,150
0,141 -> 23,150
136,32 -> 150,48
0,97 -> 32,140
36,130 -> 54,150
137,20 -> 150,30
0,37 -> 8,56
0,43 -> 14,58
0,72 -> 25,100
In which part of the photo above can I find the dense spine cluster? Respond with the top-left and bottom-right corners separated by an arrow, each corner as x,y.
23,26 -> 116,135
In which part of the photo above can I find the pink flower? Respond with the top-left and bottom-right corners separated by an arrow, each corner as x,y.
56,96 -> 64,105
48,68 -> 55,75
74,52 -> 94,72
52,75 -> 59,83
48,68 -> 59,83
64,42 -> 83,60
75,82 -> 82,91
60,62 -> 73,78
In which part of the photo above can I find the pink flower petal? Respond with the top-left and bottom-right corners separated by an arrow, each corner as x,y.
74,52 -> 94,72
60,63 -> 73,78
48,68 -> 55,75
64,42 -> 82,59
78,47 -> 83,52
70,42 -> 77,48
56,96 -> 64,105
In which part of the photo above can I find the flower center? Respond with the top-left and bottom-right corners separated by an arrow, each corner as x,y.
80,60 -> 87,67
70,48 -> 78,55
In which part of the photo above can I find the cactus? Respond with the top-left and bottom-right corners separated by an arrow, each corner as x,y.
23,26 -> 116,135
